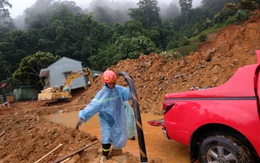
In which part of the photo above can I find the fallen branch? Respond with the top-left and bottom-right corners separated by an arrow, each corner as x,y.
35,144 -> 63,163
52,140 -> 99,163
60,157 -> 71,163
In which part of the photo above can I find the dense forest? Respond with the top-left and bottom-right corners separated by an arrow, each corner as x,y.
0,0 -> 259,94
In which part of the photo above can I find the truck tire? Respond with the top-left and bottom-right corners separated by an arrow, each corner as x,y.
199,134 -> 253,163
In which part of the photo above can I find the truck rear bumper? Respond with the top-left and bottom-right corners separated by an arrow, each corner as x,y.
162,127 -> 169,139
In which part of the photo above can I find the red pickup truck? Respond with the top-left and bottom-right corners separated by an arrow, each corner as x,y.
162,50 -> 260,162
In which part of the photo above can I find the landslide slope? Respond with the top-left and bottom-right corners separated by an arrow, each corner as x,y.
1,10 -> 260,163
75,10 -> 260,114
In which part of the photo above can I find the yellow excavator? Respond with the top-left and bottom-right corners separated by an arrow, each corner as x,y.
38,67 -> 94,105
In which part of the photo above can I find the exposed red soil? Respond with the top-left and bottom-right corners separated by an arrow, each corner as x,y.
0,10 -> 260,163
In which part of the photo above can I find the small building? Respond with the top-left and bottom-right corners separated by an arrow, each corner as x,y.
39,57 -> 88,90
13,86 -> 39,101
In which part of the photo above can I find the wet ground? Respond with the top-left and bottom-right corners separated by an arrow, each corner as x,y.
45,112 -> 190,163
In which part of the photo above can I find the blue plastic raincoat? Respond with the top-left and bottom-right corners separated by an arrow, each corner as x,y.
78,84 -> 131,149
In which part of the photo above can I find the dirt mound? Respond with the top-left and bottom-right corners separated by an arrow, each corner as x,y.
0,10 -> 260,163
75,10 -> 260,114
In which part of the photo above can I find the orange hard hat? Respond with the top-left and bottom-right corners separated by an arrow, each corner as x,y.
102,70 -> 117,84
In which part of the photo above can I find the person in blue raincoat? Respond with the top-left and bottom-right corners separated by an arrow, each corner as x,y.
75,69 -> 131,162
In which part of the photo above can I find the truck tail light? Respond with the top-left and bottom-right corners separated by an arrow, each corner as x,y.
163,102 -> 175,114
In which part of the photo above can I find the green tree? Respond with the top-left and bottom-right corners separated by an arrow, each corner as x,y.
122,20 -> 143,37
4,29 -> 49,70
161,2 -> 180,21
88,45 -> 118,71
115,35 -> 156,59
225,0 -> 259,21
0,0 -> 11,18
202,0 -> 237,13
49,5 -> 74,26
24,0 -> 83,29
13,51 -> 60,89
53,13 -> 113,66
0,51 -> 9,81
91,5 -> 130,27
237,0 -> 260,10
129,0 -> 161,28
160,20 -> 177,50
179,0 -> 192,23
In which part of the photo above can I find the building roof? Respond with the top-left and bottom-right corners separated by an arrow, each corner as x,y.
39,68 -> 49,77
48,57 -> 82,68
39,57 -> 82,77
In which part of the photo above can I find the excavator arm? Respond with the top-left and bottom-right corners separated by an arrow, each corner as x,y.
62,67 -> 94,92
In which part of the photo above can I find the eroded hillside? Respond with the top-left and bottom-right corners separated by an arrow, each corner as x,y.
75,10 -> 260,114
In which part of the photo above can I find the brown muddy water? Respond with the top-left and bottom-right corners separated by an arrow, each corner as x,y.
45,112 -> 190,163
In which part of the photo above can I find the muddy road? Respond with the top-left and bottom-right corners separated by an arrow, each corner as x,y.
45,111 -> 190,163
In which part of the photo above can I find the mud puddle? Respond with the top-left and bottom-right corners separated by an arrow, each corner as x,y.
45,112 -> 190,163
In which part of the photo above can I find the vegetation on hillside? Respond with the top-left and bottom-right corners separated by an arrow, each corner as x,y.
0,0 -> 259,92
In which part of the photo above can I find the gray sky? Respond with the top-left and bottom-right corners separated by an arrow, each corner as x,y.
8,0 -> 202,18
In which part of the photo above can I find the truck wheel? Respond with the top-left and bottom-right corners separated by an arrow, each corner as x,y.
199,134 -> 253,163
